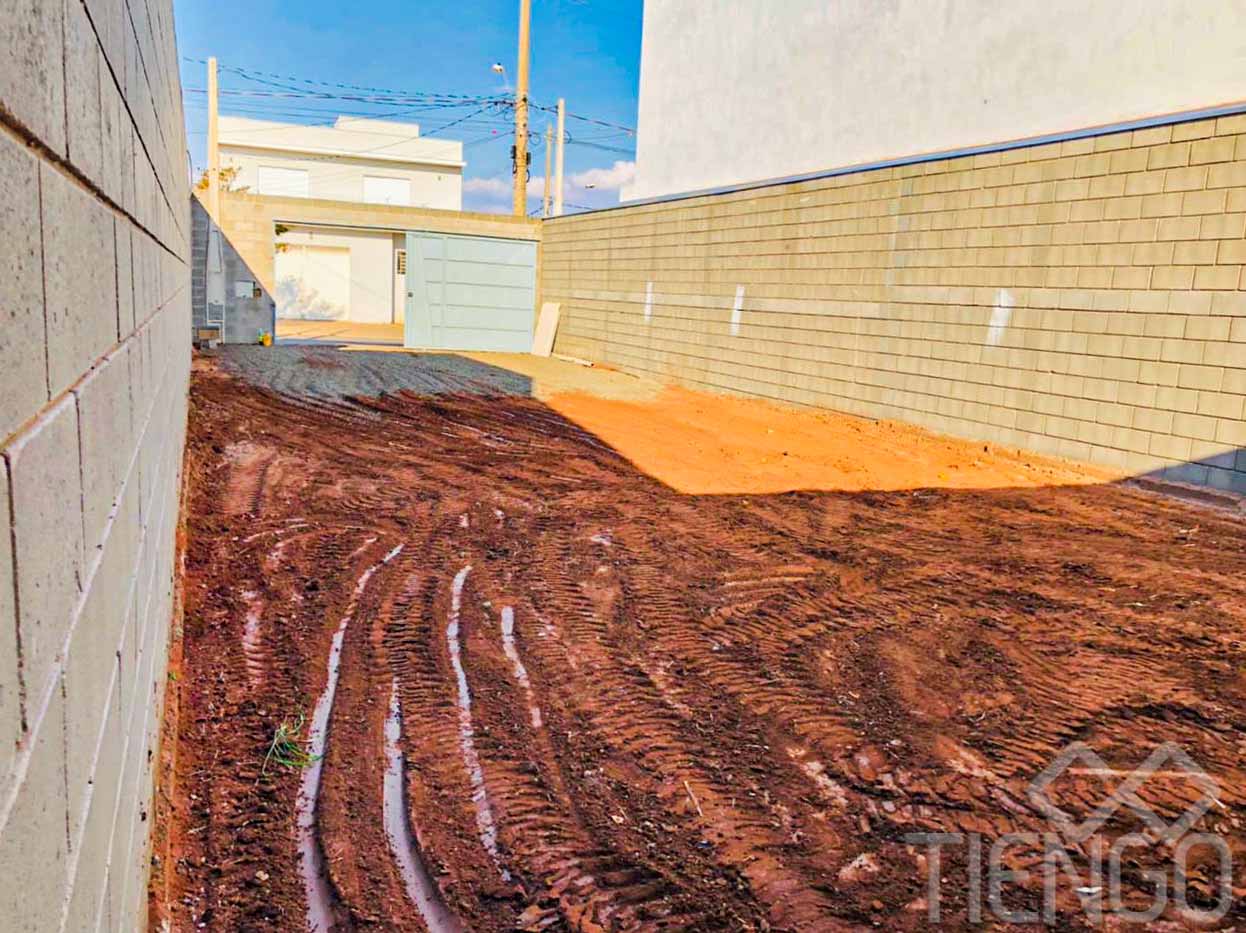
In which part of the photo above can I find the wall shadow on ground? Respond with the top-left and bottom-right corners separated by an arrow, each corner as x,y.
1143,451 -> 1246,498
217,346 -> 534,400
216,344 -> 1246,511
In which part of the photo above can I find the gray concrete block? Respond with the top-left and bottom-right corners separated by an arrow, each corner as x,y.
0,686 -> 69,932
41,164 -> 118,397
75,348 -> 133,554
110,667 -> 156,932
64,0 -> 103,188
100,64 -> 125,220
1160,462 -> 1210,485
64,480 -> 135,845
0,462 -> 19,803
63,682 -> 122,933
118,119 -> 135,218
0,0 -> 66,154
0,131 -> 49,440
83,0 -> 124,75
115,219 -> 134,337
7,395 -> 84,705
117,587 -> 140,740
132,232 -> 154,328
1204,466 -> 1241,492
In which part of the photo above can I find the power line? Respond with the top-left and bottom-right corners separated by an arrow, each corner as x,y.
531,102 -> 634,134
181,58 -> 636,136
184,86 -> 506,108
423,103 -> 508,137
566,138 -> 634,157
182,57 -> 503,105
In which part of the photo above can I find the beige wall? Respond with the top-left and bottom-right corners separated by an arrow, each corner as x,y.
217,191 -> 542,303
628,0 -> 1246,201
546,114 -> 1246,492
0,0 -> 190,928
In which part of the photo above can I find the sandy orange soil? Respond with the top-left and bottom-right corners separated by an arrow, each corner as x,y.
546,385 -> 1112,495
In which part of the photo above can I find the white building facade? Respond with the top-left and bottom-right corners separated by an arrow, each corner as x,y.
625,0 -> 1246,201
218,116 -> 464,324
219,115 -> 464,209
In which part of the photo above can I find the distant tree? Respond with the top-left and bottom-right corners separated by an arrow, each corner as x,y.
195,165 -> 247,193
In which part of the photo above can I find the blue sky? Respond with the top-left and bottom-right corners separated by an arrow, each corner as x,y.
174,0 -> 643,212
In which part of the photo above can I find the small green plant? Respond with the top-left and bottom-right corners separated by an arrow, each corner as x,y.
262,715 -> 320,774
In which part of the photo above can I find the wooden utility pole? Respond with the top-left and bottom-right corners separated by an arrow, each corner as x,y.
512,0 -> 531,216
542,124 -> 553,217
554,98 -> 565,216
207,56 -> 220,219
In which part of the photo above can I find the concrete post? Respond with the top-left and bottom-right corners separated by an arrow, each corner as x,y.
554,98 -> 565,216
207,57 -> 220,220
542,124 -> 553,218
512,0 -> 531,216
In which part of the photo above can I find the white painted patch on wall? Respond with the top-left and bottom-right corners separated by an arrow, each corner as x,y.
644,281 -> 654,322
986,289 -> 1014,347
730,285 -> 745,336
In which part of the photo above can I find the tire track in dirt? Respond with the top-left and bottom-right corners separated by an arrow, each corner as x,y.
166,357 -> 1246,931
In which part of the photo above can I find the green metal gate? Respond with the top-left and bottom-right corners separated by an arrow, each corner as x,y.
403,231 -> 537,352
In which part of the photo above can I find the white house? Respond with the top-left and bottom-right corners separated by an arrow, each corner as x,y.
218,116 -> 466,325
625,0 -> 1246,201
219,115 -> 464,209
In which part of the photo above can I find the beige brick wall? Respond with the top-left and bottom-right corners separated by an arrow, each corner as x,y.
544,114 -> 1246,492
215,190 -> 542,299
0,0 -> 190,929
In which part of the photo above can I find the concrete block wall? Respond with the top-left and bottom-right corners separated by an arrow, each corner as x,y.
0,0 -> 190,929
190,194 -> 277,344
543,113 -> 1246,492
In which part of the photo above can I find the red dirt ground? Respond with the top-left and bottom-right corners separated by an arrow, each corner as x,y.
156,354 -> 1246,931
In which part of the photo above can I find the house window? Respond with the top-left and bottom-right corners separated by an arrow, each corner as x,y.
256,166 -> 310,198
395,250 -> 407,275
363,176 -> 411,206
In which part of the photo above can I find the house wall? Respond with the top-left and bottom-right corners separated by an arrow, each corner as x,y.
544,113 -> 1246,493
221,147 -> 463,210
0,0 -> 190,928
277,225 -> 398,323
627,0 -> 1246,201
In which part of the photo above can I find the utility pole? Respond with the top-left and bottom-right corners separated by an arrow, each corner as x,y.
207,56 -> 220,219
511,0 -> 531,216
542,124 -> 553,217
554,98 -> 565,216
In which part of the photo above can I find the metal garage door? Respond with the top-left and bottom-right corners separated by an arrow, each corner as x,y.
274,244 -> 351,320
403,232 -> 537,352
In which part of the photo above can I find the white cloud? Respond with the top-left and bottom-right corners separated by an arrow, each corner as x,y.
569,160 -> 635,191
461,160 -> 637,215
462,176 -> 511,197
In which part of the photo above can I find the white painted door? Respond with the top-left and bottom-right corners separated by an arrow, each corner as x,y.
274,244 -> 351,320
